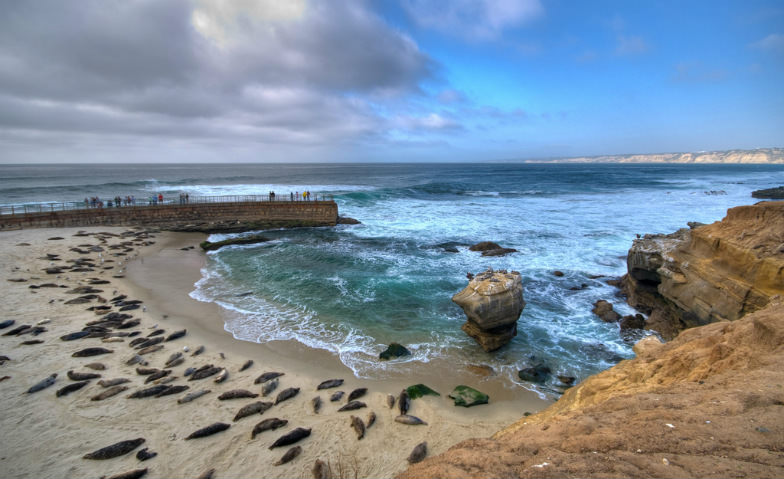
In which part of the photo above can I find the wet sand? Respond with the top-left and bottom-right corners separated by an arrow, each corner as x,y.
0,226 -> 548,479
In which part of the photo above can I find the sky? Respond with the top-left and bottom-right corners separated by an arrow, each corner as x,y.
0,0 -> 782,163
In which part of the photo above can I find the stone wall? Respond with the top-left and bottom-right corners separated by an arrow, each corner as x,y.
0,201 -> 338,233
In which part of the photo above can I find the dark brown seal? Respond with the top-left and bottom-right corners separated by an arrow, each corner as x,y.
83,438 -> 145,459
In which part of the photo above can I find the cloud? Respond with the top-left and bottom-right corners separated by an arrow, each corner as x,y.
615,34 -> 649,55
672,62 -> 728,84
750,33 -> 784,52
403,0 -> 543,40
0,0 -> 436,161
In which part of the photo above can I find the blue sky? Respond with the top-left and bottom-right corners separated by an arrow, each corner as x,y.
0,0 -> 781,162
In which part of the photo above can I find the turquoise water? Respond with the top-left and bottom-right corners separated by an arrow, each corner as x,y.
2,163 -> 781,394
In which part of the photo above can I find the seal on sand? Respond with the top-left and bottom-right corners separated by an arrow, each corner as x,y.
56,380 -> 90,397
274,387 -> 300,405
27,373 -> 57,393
407,442 -> 427,464
274,446 -> 302,466
269,427 -> 311,449
233,401 -> 273,421
184,422 -> 230,440
350,415 -> 365,440
218,389 -> 259,400
83,438 -> 145,459
251,418 -> 288,439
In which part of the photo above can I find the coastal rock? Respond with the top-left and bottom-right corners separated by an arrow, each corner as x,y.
448,385 -> 489,407
623,201 -> 784,339
751,186 -> 784,199
619,314 -> 646,331
468,241 -> 518,257
452,269 -> 525,352
405,384 -> 439,399
591,300 -> 621,322
517,364 -> 551,384
200,234 -> 270,252
379,343 -> 411,360
337,216 -> 361,225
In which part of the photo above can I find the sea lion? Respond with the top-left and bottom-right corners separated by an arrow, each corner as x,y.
269,427 -> 311,449
73,347 -> 113,357
214,368 -> 228,383
251,418 -> 289,439
135,448 -> 157,461
68,370 -> 101,381
184,422 -> 230,440
407,442 -> 427,464
274,446 -> 302,466
144,370 -> 171,384
155,385 -> 189,397
165,329 -> 186,341
316,379 -> 344,390
56,380 -> 90,397
337,401 -> 366,412
261,378 -> 279,397
27,373 -> 57,393
189,366 -> 221,381
347,388 -> 367,402
233,401 -> 273,421
398,389 -> 410,415
329,391 -> 344,402
386,394 -> 395,409
85,362 -> 107,370
91,385 -> 129,401
128,385 -> 171,399
274,387 -> 300,405
135,367 -> 159,375
104,468 -> 148,479
83,438 -> 145,459
98,378 -> 130,388
350,415 -> 365,440
366,411 -> 376,429
218,389 -> 259,400
254,371 -> 284,384
239,359 -> 253,372
312,459 -> 331,479
137,345 -> 164,356
178,389 -> 211,404
191,345 -> 205,356
395,414 -> 427,426
311,396 -> 322,414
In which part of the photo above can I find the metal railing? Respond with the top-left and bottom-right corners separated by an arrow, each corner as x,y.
0,194 -> 335,216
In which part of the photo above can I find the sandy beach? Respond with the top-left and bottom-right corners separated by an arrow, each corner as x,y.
0,226 -> 548,479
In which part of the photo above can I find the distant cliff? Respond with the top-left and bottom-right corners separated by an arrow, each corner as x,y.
530,147 -> 784,164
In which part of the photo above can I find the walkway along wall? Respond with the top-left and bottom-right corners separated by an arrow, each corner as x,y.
0,201 -> 339,233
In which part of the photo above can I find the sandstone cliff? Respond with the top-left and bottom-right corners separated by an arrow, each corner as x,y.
400,301 -> 784,478
532,147 -> 784,164
624,201 -> 784,339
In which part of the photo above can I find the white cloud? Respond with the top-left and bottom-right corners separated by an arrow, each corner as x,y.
615,34 -> 649,55
750,33 -> 784,52
403,0 -> 543,40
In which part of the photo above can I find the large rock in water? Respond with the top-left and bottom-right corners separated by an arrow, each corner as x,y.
623,201 -> 784,339
452,269 -> 525,352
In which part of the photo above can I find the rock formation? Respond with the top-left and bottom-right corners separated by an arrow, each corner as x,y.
400,300 -> 784,478
751,186 -> 784,199
452,269 -> 524,352
623,201 -> 784,339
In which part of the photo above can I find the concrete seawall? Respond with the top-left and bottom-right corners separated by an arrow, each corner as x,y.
0,201 -> 339,233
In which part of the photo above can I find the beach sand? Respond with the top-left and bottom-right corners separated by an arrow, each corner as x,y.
0,226 -> 548,479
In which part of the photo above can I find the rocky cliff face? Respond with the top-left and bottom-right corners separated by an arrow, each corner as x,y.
537,147 -> 784,164
624,201 -> 784,339
452,269 -> 524,352
400,301 -> 784,478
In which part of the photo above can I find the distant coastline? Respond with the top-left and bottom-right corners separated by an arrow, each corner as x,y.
522,147 -> 784,164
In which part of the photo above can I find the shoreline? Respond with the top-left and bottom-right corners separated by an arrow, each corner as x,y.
0,226 -> 548,479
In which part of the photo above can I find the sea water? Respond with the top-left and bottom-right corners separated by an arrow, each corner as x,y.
2,163 -> 781,395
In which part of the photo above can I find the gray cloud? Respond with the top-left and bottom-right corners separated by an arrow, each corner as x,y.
0,0 -> 436,161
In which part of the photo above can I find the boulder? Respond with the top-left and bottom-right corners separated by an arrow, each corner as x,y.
406,384 -> 440,399
452,269 -> 525,352
337,216 -> 361,225
518,364 -> 551,384
468,241 -> 518,257
379,343 -> 411,361
619,314 -> 646,330
448,385 -> 489,407
200,234 -> 270,251
751,186 -> 784,199
592,300 -> 621,322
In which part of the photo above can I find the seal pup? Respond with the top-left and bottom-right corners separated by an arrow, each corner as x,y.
83,438 -> 145,459
214,368 -> 228,383
233,401 -> 273,421
269,427 -> 311,449
27,373 -> 57,393
178,389 -> 211,404
191,345 -> 205,356
366,411 -> 376,429
347,388 -> 367,402
56,380 -> 89,397
185,422 -> 230,440
398,389 -> 410,415
316,379 -> 343,390
91,385 -> 129,401
407,442 -> 427,464
395,414 -> 427,426
254,371 -> 284,384
183,367 -> 196,377
261,378 -> 279,397
251,418 -> 288,439
274,387 -> 300,405
329,391 -> 344,402
274,446 -> 302,466
85,362 -> 107,370
350,415 -> 365,440
218,389 -> 259,400
311,396 -> 322,414
239,359 -> 253,372
312,459 -> 332,479
135,448 -> 157,461
337,401 -> 366,412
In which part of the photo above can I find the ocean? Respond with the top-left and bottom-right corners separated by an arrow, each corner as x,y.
2,162 -> 781,396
